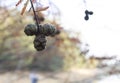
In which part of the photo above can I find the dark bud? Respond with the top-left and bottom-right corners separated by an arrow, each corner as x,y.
33,15 -> 45,24
55,30 -> 61,35
84,15 -> 89,20
85,10 -> 93,15
89,11 -> 93,15
84,10 -> 93,21
85,10 -> 89,14
39,16 -> 45,22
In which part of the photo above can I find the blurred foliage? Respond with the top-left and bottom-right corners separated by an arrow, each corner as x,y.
0,6 -> 98,72
0,7 -> 35,70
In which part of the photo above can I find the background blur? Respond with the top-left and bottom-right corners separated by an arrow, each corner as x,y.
0,0 -> 120,83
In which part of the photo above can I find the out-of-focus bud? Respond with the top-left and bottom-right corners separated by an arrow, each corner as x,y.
84,10 -> 93,21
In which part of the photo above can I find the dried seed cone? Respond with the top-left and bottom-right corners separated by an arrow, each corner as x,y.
42,23 -> 56,36
24,24 -> 37,36
33,35 -> 47,51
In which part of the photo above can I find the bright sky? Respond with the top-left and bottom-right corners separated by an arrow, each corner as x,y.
2,0 -> 120,57
52,0 -> 120,58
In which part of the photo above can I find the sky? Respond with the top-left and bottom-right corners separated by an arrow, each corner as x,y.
2,0 -> 120,57
52,0 -> 120,58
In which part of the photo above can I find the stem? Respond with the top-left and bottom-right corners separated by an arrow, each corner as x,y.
29,0 -> 39,34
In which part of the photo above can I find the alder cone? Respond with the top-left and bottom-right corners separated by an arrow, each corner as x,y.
24,24 -> 37,36
33,35 -> 47,51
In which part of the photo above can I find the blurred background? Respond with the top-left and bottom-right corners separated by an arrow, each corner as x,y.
0,0 -> 120,83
